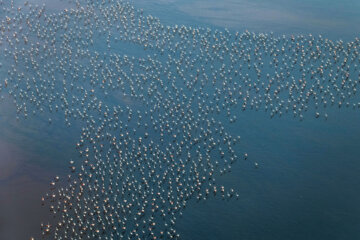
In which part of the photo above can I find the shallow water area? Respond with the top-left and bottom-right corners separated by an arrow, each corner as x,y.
177,108 -> 360,239
0,96 -> 80,239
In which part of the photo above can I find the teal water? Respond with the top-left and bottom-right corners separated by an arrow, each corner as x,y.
0,0 -> 359,239
132,0 -> 360,41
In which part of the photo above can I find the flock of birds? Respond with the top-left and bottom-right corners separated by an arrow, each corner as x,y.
0,0 -> 360,239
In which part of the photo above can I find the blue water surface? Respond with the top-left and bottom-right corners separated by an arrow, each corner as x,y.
0,0 -> 359,239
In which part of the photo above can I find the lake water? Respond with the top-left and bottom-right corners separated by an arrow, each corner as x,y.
0,0 -> 359,239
